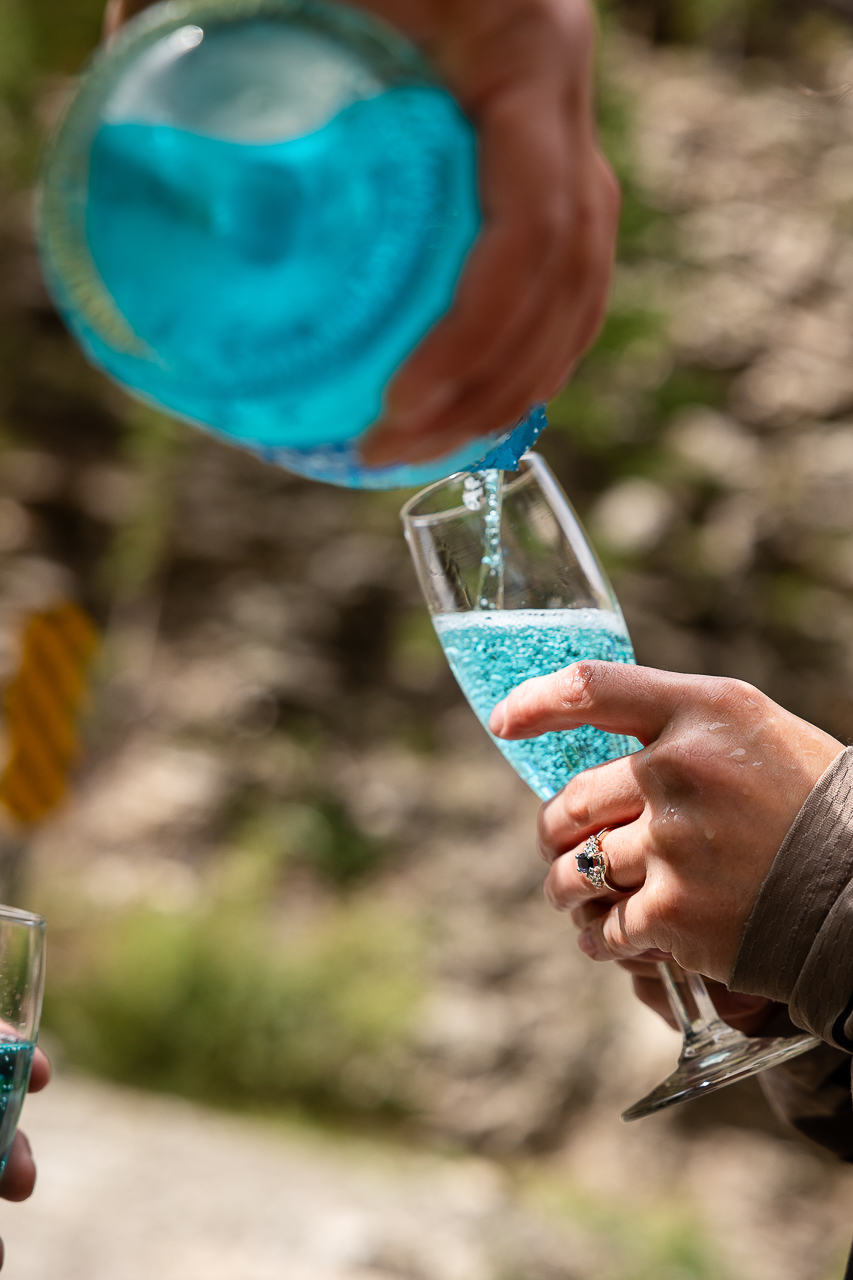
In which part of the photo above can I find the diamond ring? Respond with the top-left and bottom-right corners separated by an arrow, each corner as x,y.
576,828 -> 628,893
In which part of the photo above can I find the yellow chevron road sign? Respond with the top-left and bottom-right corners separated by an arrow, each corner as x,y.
0,603 -> 99,824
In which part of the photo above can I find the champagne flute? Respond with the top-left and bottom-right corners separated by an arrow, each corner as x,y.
0,906 -> 45,1168
401,453 -> 817,1120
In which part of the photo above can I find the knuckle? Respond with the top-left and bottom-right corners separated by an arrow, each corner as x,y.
549,780 -> 594,834
603,914 -> 633,955
545,855 -> 581,910
562,793 -> 594,832
705,675 -> 759,712
638,737 -> 687,787
542,0 -> 594,48
543,876 -> 565,912
641,727 -> 727,793
557,660 -> 603,712
536,810 -> 559,862
649,879 -> 689,929
535,819 -> 555,860
572,192 -> 600,243
524,196 -> 570,252
647,809 -> 692,857
601,160 -> 621,210
515,0 -> 594,43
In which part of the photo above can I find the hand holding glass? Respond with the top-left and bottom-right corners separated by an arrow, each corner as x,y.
402,455 -> 817,1119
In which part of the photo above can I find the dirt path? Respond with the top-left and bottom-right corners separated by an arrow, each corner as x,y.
0,1074 -> 591,1280
4,1073 -> 853,1280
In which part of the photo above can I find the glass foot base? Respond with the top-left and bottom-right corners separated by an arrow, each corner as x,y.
622,1032 -> 819,1122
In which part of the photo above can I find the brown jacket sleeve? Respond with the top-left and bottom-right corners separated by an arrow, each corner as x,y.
731,746 -> 853,1155
748,1005 -> 853,1159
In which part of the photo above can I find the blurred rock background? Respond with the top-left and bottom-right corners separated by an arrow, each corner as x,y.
3,0 -> 853,1276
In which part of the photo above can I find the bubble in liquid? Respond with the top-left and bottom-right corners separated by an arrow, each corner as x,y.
463,473 -> 484,511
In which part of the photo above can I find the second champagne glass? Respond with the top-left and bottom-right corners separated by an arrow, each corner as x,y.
0,906 -> 45,1169
402,453 -> 817,1120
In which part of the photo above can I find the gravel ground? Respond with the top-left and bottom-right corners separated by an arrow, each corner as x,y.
0,1074 -> 601,1280
3,1072 -> 853,1280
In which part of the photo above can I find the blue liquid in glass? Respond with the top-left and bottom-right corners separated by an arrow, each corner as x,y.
81,84 -> 480,462
433,609 -> 641,800
0,1040 -> 34,1173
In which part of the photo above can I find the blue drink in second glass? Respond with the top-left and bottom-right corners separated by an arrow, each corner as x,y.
0,1040 -> 35,1173
0,906 -> 46,1176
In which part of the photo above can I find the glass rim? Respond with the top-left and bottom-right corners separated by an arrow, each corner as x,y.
0,906 -> 45,929
400,454 -> 536,527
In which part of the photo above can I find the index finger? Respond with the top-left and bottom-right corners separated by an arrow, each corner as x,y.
489,662 -> 710,742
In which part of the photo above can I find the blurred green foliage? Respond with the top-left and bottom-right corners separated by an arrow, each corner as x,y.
606,0 -> 849,56
545,74 -> 679,493
44,892 -> 421,1114
519,1172 -> 724,1280
231,795 -> 389,887
9,0 -> 104,75
40,776 -> 407,1113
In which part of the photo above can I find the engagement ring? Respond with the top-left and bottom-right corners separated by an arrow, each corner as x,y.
577,828 -> 625,893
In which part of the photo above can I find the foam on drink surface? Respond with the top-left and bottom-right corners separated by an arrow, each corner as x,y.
433,608 -> 641,800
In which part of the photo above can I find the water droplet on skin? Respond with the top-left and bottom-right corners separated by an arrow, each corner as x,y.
729,747 -> 746,757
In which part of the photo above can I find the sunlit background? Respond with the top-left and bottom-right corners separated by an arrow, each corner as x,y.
2,0 -> 853,1275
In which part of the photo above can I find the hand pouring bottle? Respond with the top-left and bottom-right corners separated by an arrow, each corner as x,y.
37,0 -> 546,488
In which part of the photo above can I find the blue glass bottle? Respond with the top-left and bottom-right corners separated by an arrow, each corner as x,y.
37,0 -> 546,489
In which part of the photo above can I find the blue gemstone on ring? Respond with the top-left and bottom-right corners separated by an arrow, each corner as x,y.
577,854 -> 590,872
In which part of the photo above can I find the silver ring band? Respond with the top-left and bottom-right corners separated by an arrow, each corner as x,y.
577,828 -> 627,893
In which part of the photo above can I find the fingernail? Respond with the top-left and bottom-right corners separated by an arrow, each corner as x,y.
489,701 -> 506,736
578,930 -> 597,957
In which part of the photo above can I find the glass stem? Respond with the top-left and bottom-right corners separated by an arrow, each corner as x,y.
684,970 -> 726,1026
657,962 -> 741,1057
657,962 -> 694,1037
